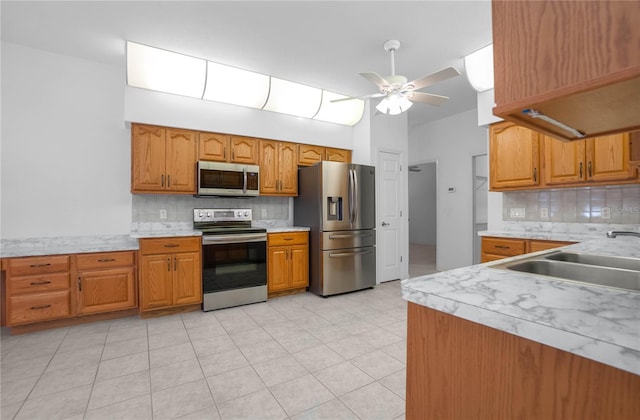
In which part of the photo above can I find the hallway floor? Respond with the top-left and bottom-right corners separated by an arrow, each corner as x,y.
408,243 -> 437,278
1,281 -> 407,420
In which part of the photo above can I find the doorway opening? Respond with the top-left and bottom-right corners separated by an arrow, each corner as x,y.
472,154 -> 488,264
408,161 -> 437,277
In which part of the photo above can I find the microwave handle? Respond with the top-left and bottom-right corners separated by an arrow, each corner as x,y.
243,167 -> 247,194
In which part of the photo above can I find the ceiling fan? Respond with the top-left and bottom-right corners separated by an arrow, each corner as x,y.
336,40 -> 460,115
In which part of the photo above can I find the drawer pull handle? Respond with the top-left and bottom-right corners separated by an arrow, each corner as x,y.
30,281 -> 52,286
30,263 -> 51,268
78,277 -> 82,291
164,244 -> 179,248
494,245 -> 511,250
97,258 -> 116,262
30,304 -> 51,310
283,238 -> 294,241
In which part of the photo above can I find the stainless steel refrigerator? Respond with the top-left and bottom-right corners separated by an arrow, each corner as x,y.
294,161 -> 376,296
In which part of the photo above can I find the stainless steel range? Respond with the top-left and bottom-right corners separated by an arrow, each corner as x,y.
194,208 -> 267,311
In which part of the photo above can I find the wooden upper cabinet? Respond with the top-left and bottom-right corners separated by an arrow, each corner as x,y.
298,144 -> 325,166
199,132 -> 230,162
198,133 -> 259,164
131,123 -> 197,194
259,140 -> 297,196
325,147 -> 351,163
544,133 -> 636,185
489,121 -> 540,190
230,136 -> 259,164
492,1 -> 640,140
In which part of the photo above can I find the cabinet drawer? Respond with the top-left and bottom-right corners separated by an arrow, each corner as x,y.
76,251 -> 135,270
268,232 -> 308,246
8,255 -> 69,276
8,272 -> 69,295
8,290 -> 71,325
528,240 -> 575,253
481,237 -> 526,257
139,237 -> 200,255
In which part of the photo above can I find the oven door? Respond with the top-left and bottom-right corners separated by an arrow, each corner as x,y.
202,233 -> 267,294
197,161 -> 260,196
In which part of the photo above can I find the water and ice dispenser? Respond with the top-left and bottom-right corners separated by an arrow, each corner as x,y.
327,197 -> 343,221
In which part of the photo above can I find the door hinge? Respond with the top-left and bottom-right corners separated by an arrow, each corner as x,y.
400,210 -> 402,217
400,256 -> 403,262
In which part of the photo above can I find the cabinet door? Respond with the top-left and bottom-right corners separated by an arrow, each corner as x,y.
325,148 -> 351,163
131,124 -> 166,192
278,142 -> 298,195
165,128 -> 197,193
140,254 -> 173,310
77,267 -> 136,315
172,252 -> 201,306
489,122 -> 540,190
298,144 -> 325,166
230,136 -> 259,164
259,140 -> 279,194
543,137 -> 586,185
267,247 -> 289,292
289,244 -> 309,289
587,134 -> 635,182
199,132 -> 230,162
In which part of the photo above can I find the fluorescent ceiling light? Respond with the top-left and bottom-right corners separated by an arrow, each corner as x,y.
263,77 -> 322,118
126,41 -> 206,98
464,44 -> 494,92
203,62 -> 269,108
376,93 -> 413,115
313,91 -> 364,126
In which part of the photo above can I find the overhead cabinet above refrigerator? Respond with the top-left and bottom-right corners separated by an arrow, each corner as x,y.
294,161 -> 376,297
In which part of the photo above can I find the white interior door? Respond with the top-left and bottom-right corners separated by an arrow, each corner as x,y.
377,150 -> 402,282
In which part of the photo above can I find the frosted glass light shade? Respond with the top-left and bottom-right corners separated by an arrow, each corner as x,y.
263,77 -> 322,118
203,62 -> 270,108
313,91 -> 364,126
464,44 -> 494,92
376,93 -> 413,115
126,42 -> 206,98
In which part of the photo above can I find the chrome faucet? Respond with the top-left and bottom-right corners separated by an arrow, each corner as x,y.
606,231 -> 640,238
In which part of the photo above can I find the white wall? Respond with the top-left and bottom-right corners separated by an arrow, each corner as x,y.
409,109 -> 488,271
1,42 -> 132,238
408,162 -> 437,245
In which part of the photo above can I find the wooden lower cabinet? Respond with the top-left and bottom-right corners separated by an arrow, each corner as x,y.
406,303 -> 640,420
481,236 -> 575,263
75,251 -> 137,315
267,232 -> 309,294
139,237 -> 201,312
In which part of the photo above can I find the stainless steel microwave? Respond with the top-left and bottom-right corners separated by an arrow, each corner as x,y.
197,161 -> 260,197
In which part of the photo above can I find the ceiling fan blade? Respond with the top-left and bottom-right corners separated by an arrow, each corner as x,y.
330,92 -> 386,103
408,91 -> 449,106
360,72 -> 391,89
405,67 -> 460,91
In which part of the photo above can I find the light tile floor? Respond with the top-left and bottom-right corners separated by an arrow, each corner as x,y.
1,281 -> 407,420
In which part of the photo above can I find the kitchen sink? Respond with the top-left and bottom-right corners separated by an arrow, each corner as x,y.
493,252 -> 640,292
544,252 -> 640,272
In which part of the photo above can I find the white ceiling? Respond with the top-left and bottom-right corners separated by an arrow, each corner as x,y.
1,1 -> 492,127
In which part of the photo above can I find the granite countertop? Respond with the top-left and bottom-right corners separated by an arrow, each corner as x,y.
402,237 -> 640,375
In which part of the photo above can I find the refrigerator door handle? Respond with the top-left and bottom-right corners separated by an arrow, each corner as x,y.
328,249 -> 373,258
328,232 -> 373,239
347,169 -> 354,224
352,168 -> 358,224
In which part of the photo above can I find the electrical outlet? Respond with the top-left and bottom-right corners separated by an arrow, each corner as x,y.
261,208 -> 268,218
160,209 -> 167,219
540,207 -> 549,219
509,208 -> 526,219
602,207 -> 611,220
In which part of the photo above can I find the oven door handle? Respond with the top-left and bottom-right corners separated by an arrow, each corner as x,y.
202,233 -> 267,245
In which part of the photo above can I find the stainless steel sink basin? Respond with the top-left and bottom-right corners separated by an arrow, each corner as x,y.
544,252 -> 640,272
505,259 -> 640,292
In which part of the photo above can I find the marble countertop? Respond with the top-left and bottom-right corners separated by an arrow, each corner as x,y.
1,224 -> 311,258
402,237 -> 640,375
479,230 -> 602,242
480,221 -> 640,243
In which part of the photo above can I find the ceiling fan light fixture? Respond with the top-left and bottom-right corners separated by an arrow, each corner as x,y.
376,93 -> 413,115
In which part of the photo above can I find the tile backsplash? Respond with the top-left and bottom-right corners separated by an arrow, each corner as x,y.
502,185 -> 640,224
132,194 -> 292,225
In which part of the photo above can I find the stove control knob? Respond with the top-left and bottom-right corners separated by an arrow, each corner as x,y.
198,211 -> 204,217
244,211 -> 249,217
236,211 -> 242,218
206,212 -> 212,218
